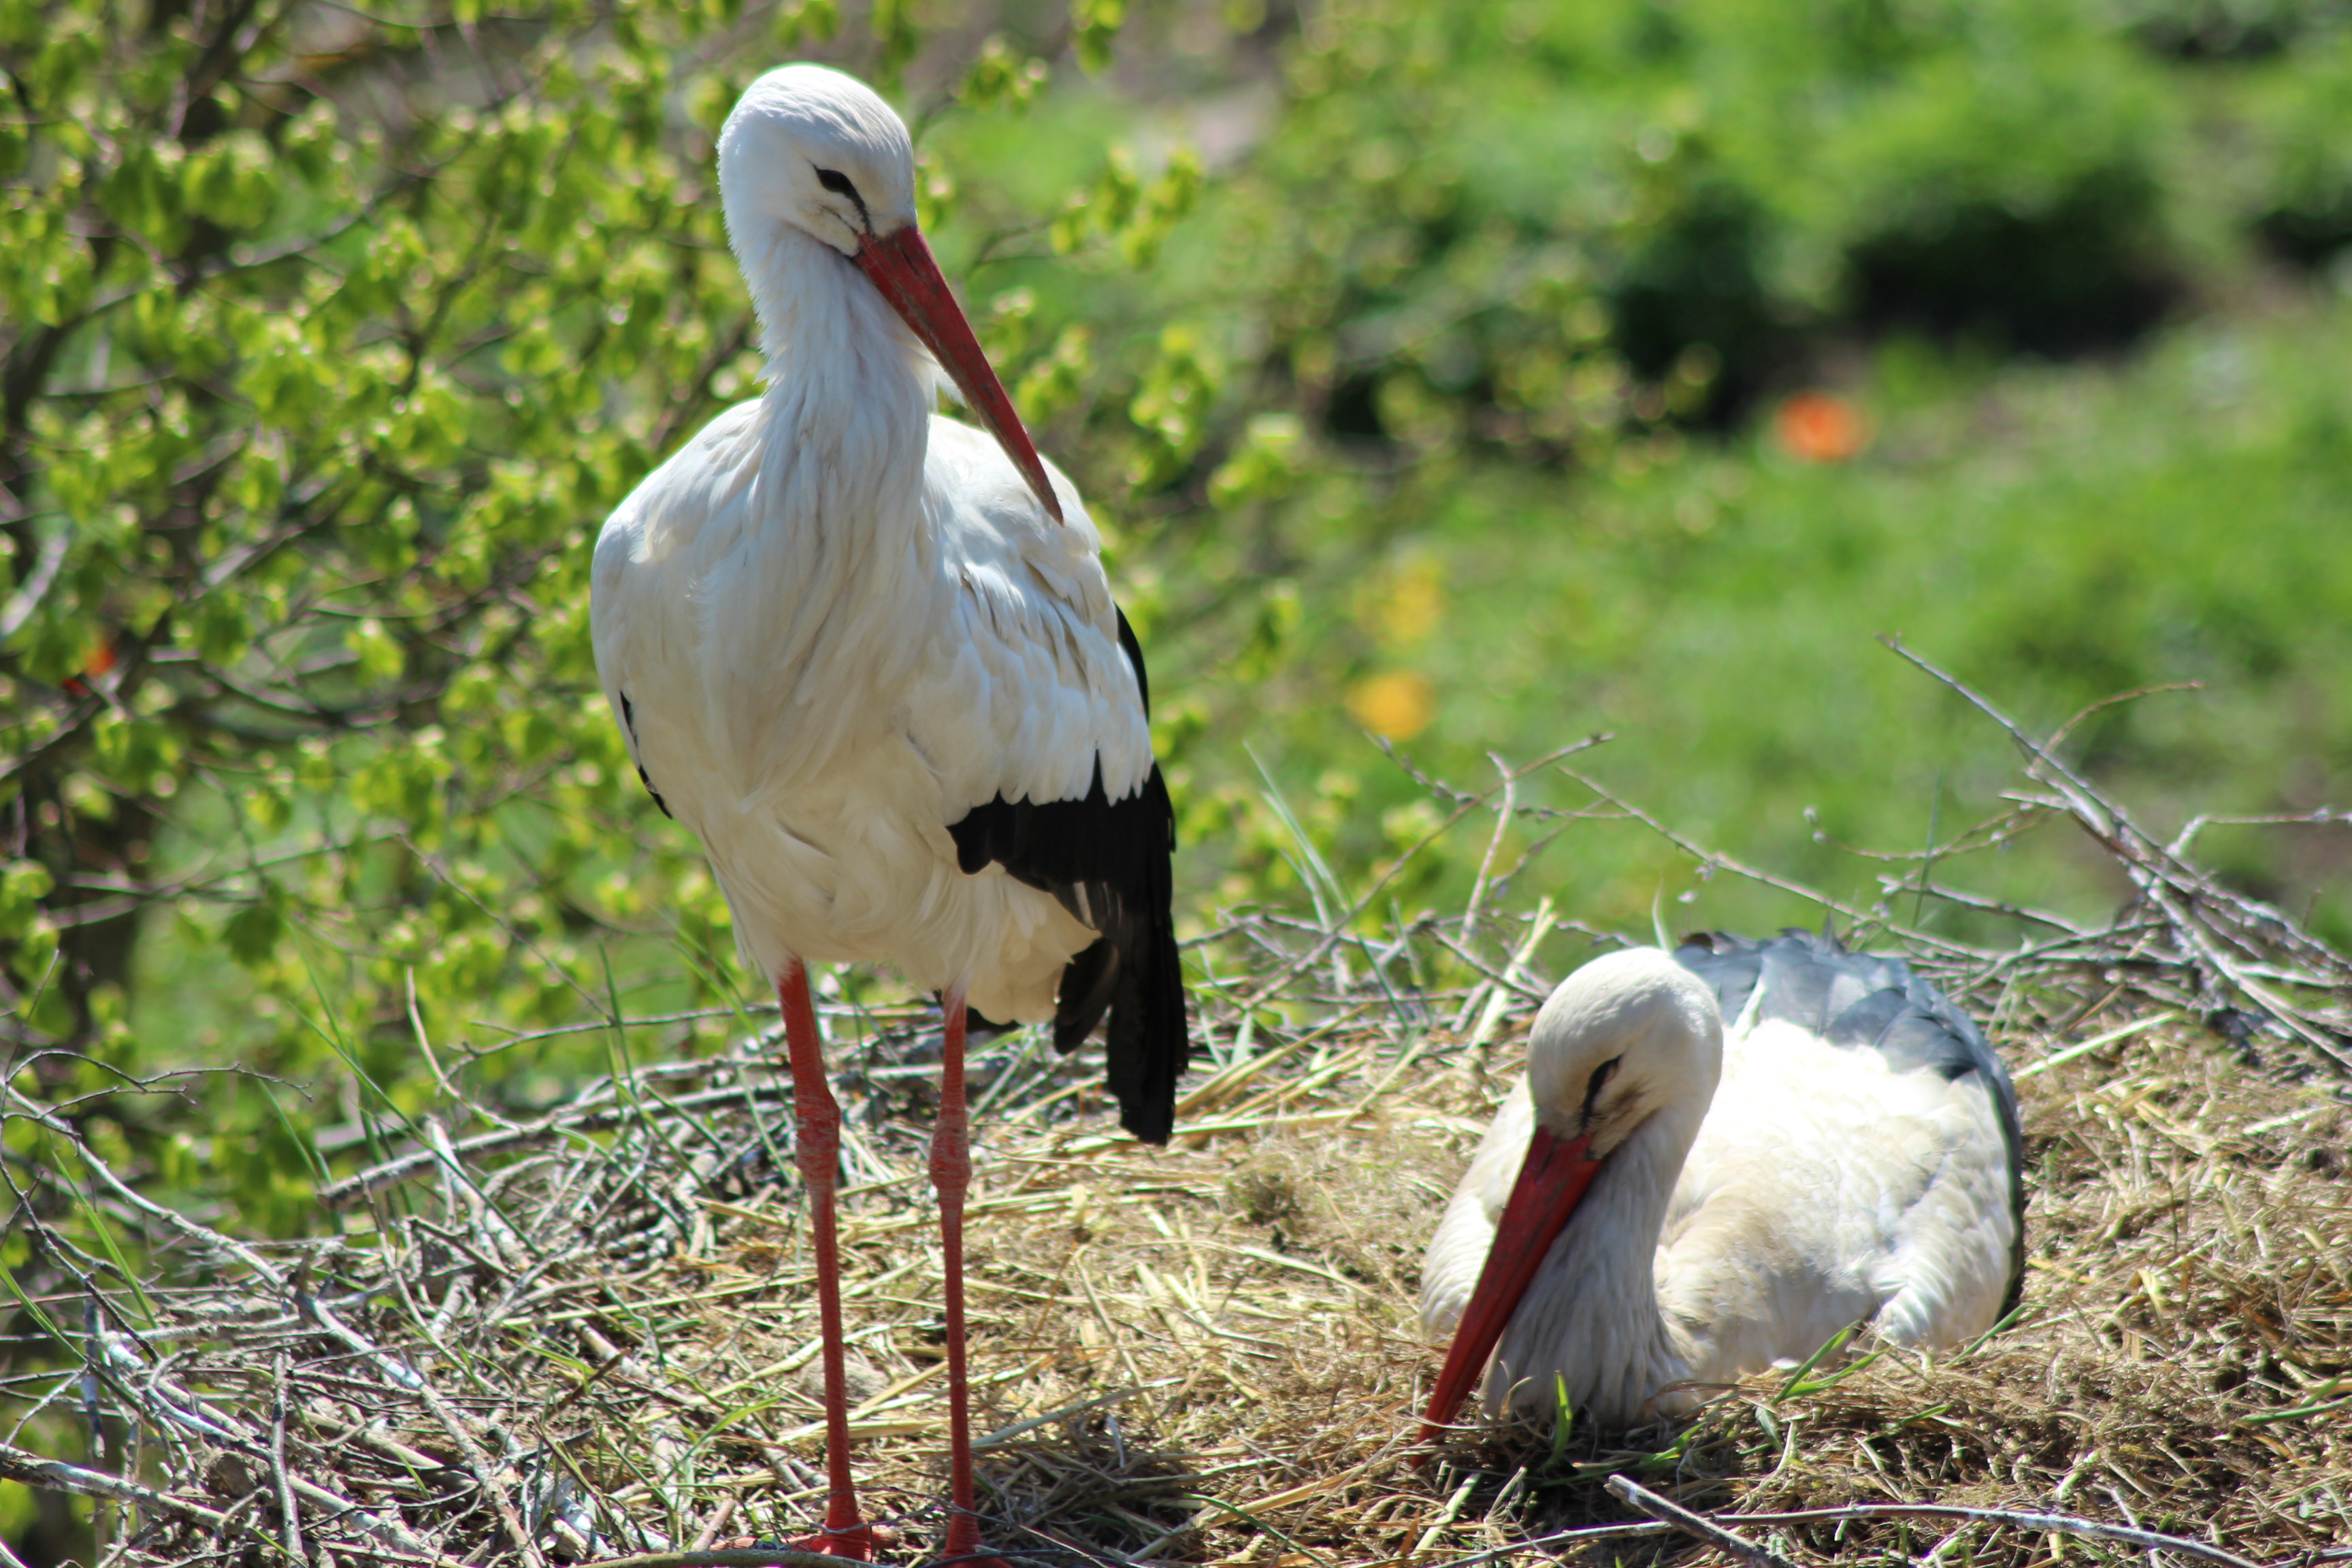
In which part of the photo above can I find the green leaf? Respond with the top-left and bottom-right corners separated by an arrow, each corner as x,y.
1127,323 -> 1221,486
225,885 -> 287,968
1072,0 -> 1124,74
771,0 -> 839,46
1209,412 -> 1306,508
346,619 -> 406,685
0,861 -> 55,944
958,37 -> 1047,114
1015,325 -> 1093,427
191,593 -> 252,668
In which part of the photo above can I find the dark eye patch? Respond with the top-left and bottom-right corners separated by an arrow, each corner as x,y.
813,165 -> 870,231
1580,1056 -> 1622,1125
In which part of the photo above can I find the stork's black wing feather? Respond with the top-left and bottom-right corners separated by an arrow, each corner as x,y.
1673,928 -> 2027,1315
617,693 -> 672,819
945,608 -> 1190,1144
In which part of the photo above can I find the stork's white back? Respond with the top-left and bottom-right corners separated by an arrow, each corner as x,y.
1661,1015 -> 2018,1377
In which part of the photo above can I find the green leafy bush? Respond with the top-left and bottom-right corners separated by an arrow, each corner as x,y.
0,0 -> 1226,1209
2249,32 -> 2352,267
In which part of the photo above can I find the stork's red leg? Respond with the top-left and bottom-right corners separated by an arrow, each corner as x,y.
932,987 -> 1011,1568
779,960 -> 880,1563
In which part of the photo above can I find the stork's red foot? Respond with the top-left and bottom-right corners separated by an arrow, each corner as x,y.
934,1517 -> 1014,1568
785,1521 -> 896,1563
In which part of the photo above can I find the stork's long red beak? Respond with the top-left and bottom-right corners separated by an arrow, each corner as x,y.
1417,1126 -> 1604,1450
855,224 -> 1063,525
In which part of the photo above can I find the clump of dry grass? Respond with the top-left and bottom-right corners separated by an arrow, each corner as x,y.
7,965 -> 2345,1568
5,661 -> 2350,1568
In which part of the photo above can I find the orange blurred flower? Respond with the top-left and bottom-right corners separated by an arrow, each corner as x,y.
1774,391 -> 1869,463
65,636 -> 116,694
1347,670 -> 1435,740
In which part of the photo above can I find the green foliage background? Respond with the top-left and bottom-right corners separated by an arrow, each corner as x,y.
3,0 -> 2351,1471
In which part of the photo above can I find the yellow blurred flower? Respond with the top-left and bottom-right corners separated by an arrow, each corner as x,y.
1348,670 -> 1435,740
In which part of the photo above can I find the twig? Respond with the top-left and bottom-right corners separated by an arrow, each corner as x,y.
1560,766 -> 1990,961
1605,1476 -> 1798,1568
272,1354 -> 307,1565
685,1495 -> 740,1553
2014,1013 -> 2180,1077
1463,898 -> 1558,1054
1458,756 -> 1516,943
0,526 -> 69,641
1881,634 -> 2352,1074
316,1081 -> 793,1207
0,1439 -> 252,1537
2168,808 -> 2345,859
2047,680 -> 2205,753
1427,1519 -> 1676,1567
1727,1503 -> 2264,1568
585,1552 -> 893,1568
1241,736 -> 1611,1011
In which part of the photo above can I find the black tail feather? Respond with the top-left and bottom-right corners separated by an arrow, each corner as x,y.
945,606 -> 1190,1143
947,759 -> 1190,1145
1096,765 -> 1186,1144
1054,937 -> 1120,1054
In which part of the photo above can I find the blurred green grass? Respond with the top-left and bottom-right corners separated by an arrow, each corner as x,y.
1171,292 -> 2352,950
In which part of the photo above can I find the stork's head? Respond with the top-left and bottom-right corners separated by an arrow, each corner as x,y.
719,65 -> 916,261
1419,949 -> 1722,1448
717,64 -> 1062,522
1524,949 -> 1720,1157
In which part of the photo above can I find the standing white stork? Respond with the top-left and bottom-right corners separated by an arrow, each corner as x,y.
589,64 -> 1189,1563
1418,932 -> 2022,1438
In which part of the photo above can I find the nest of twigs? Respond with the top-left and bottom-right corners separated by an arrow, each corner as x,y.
4,657 -> 2349,1568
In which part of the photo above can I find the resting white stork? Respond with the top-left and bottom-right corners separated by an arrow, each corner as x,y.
589,64 -> 1189,1563
1418,932 -> 2023,1438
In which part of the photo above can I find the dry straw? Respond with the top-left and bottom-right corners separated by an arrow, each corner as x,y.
3,653 -> 2347,1568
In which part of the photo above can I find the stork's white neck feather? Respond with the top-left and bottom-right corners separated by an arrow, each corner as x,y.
690,222 -> 945,798
742,221 -> 936,529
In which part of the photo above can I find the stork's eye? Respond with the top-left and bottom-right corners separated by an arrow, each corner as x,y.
813,166 -> 870,231
1580,1056 -> 1622,1122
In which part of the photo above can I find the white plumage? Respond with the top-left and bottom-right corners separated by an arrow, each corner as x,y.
594,400 -> 1143,1019
1420,934 -> 2022,1435
589,71 -> 1152,1024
